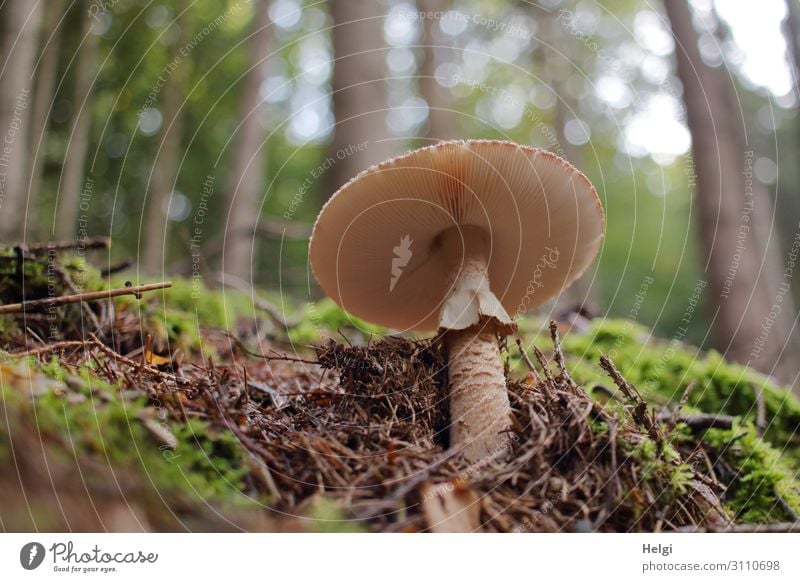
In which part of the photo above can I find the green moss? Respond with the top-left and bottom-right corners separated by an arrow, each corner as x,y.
514,317 -> 800,522
627,436 -> 691,499
614,409 -> 799,521
169,420 -> 252,500
4,285 -> 798,527
1,254 -> 381,354
0,249 -> 104,302
0,251 -> 47,302
113,277 -> 258,354
0,252 -> 107,341
303,497 -> 365,533
0,360 -> 258,511
514,318 -> 800,466
287,298 -> 388,345
61,255 -> 104,292
0,316 -> 20,338
698,424 -> 800,522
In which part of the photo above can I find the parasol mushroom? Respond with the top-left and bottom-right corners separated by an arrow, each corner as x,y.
309,140 -> 604,462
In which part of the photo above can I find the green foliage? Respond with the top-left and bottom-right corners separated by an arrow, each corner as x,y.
113,276 -> 256,354
0,313 -> 20,338
515,318 -> 800,466
170,419 -> 252,500
24,0 -> 800,354
626,436 -> 693,500
303,497 -> 366,533
0,248 -> 48,302
287,298 -> 388,345
61,255 -> 105,292
698,424 -> 800,522
515,316 -> 800,521
0,359 -> 256,510
0,250 -> 106,339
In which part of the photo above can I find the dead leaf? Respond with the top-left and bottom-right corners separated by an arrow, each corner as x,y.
144,351 -> 171,366
420,480 -> 480,533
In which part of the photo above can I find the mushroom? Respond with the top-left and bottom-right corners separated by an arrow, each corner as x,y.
310,140 -> 604,462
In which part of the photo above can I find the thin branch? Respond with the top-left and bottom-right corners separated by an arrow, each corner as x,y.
88,333 -> 188,386
54,262 -> 102,332
532,344 -> 556,389
0,237 -> 110,254
549,320 -> 572,384
12,340 -> 90,357
222,332 -> 318,364
0,282 -> 172,315
599,354 -> 661,443
666,381 -> 696,431
514,337 -> 542,384
656,411 -> 734,431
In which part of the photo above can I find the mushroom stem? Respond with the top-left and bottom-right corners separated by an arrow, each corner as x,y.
437,226 -> 514,332
438,226 -> 513,462
446,324 -> 512,462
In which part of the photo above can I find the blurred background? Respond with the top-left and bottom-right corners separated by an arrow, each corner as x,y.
1,0 -> 799,390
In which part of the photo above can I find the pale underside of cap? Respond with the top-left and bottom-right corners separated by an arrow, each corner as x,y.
309,139 -> 605,333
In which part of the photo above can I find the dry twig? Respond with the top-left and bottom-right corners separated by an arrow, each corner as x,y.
0,282 -> 172,315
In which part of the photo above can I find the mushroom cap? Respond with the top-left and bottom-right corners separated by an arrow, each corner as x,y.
309,139 -> 604,332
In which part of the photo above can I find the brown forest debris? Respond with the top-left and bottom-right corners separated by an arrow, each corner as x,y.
420,480 -> 481,533
2,312 -> 744,532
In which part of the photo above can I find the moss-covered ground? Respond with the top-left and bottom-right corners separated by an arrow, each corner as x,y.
1,267 -> 798,531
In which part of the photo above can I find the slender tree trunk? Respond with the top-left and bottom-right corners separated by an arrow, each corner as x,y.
774,0 -> 800,373
221,0 -> 271,281
784,0 -> 800,103
748,164 -> 800,387
27,0 -> 67,239
779,0 -> 800,268
327,0 -> 395,195
664,0 -> 797,388
0,0 -> 42,241
55,3 -> 98,239
535,7 -> 597,315
143,5 -> 190,275
418,0 -> 456,141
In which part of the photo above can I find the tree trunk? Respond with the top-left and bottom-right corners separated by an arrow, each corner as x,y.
327,0 -> 395,196
26,0 -> 67,239
779,0 -> 800,271
55,3 -> 98,240
221,0 -> 272,281
143,5 -> 190,275
664,0 -> 797,388
418,0 -> 456,141
0,0 -> 43,241
534,7 -> 597,316
784,0 -> 800,104
774,0 -> 800,373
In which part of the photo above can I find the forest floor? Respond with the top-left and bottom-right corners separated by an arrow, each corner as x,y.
1,242 -> 799,532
